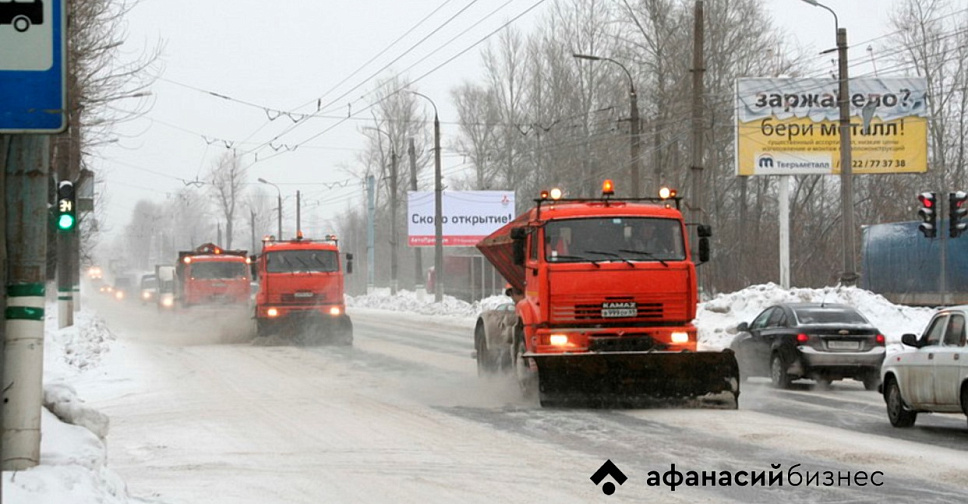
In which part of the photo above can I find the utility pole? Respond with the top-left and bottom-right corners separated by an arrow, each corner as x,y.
366,174 -> 375,292
690,1 -> 706,288
629,76 -> 642,198
296,190 -> 301,234
3,135 -> 50,470
409,138 -> 423,292
433,111 -> 443,302
250,209 -> 256,253
836,27 -> 857,285
802,0 -> 857,285
217,222 -> 222,247
390,146 -> 399,295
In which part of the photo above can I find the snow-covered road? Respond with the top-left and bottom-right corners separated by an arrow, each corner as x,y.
66,295 -> 968,503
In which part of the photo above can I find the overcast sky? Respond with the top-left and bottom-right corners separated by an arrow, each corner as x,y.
95,0 -> 905,245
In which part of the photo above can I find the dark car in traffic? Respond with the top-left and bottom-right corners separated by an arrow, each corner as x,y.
730,302 -> 886,390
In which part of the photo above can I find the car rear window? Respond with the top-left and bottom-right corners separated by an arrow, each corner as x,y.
793,307 -> 868,325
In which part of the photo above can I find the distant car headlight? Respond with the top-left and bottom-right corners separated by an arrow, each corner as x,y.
161,295 -> 174,307
115,291 -> 124,300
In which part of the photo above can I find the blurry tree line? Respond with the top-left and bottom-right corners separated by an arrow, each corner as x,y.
334,0 -> 968,296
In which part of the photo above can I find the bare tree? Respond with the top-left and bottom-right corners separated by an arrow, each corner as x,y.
207,150 -> 248,249
450,82 -> 501,189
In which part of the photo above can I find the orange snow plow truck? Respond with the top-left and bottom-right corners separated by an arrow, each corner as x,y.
175,243 -> 251,307
475,181 -> 739,407
253,234 -> 353,345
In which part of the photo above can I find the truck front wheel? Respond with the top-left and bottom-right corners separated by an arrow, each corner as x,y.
512,325 -> 537,398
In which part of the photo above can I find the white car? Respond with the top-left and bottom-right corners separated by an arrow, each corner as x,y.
881,306 -> 968,428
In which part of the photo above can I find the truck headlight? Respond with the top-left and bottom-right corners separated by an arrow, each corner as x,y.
267,307 -> 279,318
549,334 -> 569,346
329,306 -> 341,316
161,296 -> 174,307
671,331 -> 689,343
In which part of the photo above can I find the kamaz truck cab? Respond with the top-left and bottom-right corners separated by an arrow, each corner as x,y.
476,181 -> 739,407
175,243 -> 251,307
253,233 -> 353,345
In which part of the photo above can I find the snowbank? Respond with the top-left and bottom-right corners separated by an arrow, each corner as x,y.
697,283 -> 936,350
2,305 -> 134,504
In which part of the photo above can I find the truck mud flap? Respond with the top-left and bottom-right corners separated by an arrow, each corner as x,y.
529,350 -> 740,409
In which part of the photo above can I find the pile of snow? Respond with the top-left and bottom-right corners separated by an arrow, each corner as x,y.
347,287 -> 510,318
3,305 -> 134,504
698,283 -> 935,350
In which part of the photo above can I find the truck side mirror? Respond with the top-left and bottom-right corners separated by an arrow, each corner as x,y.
697,224 -> 712,238
698,237 -> 710,263
345,253 -> 354,274
249,255 -> 258,277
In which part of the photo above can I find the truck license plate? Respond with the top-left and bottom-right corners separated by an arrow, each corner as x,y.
827,340 -> 860,350
294,292 -> 314,298
602,301 -> 636,318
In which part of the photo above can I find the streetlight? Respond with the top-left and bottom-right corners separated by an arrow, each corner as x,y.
801,0 -> 857,285
407,90 -> 444,303
258,177 -> 283,240
573,53 -> 641,198
363,126 -> 400,295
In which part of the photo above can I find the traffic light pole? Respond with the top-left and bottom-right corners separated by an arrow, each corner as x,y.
938,195 -> 947,306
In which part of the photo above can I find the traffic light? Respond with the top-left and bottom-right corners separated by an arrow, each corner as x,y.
917,192 -> 937,238
950,191 -> 968,238
56,180 -> 76,232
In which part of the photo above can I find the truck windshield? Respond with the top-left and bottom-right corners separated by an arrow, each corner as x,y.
189,261 -> 248,280
544,217 -> 685,263
266,250 -> 338,273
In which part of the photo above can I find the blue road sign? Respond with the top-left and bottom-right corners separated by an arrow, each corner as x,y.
0,0 -> 66,133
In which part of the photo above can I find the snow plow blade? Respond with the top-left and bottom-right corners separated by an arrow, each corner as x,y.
530,350 -> 740,408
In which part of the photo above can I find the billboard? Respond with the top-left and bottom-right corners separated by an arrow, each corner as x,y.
408,191 -> 515,247
735,77 -> 928,176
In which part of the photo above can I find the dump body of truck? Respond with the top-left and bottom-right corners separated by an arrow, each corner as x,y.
475,185 -> 739,407
253,235 -> 353,345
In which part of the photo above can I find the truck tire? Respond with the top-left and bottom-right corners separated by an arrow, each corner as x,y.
334,316 -> 353,346
512,325 -> 537,398
475,321 -> 498,376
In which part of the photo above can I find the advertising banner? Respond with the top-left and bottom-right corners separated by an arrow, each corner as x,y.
735,77 -> 928,176
408,191 -> 515,247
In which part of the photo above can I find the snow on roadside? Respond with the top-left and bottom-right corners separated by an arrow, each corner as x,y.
697,283 -> 935,350
346,287 -> 510,318
2,303 -> 135,504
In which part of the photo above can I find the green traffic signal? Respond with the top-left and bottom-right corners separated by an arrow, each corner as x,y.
57,213 -> 75,231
